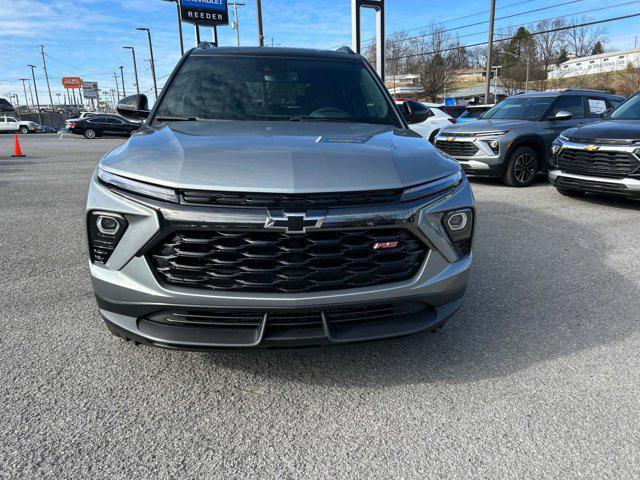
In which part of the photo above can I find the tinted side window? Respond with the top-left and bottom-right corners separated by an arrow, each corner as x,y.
548,95 -> 584,119
586,97 -> 608,118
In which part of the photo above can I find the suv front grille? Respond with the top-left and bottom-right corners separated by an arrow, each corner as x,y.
435,140 -> 479,157
149,229 -> 427,293
558,149 -> 640,178
181,189 -> 401,209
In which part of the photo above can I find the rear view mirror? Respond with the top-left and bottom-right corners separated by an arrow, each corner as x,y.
550,110 -> 572,121
117,94 -> 150,121
402,100 -> 430,125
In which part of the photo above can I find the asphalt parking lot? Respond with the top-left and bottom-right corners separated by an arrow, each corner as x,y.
1,133 -> 639,479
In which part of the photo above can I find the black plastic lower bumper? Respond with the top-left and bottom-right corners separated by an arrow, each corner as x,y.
98,294 -> 465,350
554,175 -> 640,198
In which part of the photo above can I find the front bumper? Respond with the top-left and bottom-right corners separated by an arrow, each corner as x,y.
87,171 -> 475,349
434,133 -> 505,176
549,170 -> 640,198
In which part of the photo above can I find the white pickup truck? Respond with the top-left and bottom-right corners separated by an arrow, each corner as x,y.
0,116 -> 38,134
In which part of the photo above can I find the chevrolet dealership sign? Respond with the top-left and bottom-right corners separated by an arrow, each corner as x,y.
180,0 -> 229,26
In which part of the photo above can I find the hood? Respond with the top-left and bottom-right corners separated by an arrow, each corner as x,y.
99,121 -> 460,193
563,120 -> 640,142
441,119 -> 533,135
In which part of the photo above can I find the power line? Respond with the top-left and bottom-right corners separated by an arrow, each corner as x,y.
353,0 -> 537,47
363,0 -> 590,48
391,12 -> 640,61
432,0 -> 640,45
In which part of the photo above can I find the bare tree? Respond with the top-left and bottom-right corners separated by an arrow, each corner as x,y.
616,61 -> 640,97
567,16 -> 606,57
535,18 -> 566,77
410,25 -> 454,101
386,31 -> 411,76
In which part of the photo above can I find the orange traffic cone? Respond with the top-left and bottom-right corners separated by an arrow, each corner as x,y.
11,133 -> 25,158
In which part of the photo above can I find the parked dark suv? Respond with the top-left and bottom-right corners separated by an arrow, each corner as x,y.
549,92 -> 640,199
435,90 -> 624,186
68,114 -> 140,139
86,45 -> 475,349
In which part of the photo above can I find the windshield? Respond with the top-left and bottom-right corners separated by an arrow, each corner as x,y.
610,94 -> 640,120
154,55 -> 398,126
460,108 -> 487,119
481,97 -> 554,120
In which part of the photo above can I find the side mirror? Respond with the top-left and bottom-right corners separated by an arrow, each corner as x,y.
402,100 -> 430,124
117,94 -> 149,121
550,110 -> 572,121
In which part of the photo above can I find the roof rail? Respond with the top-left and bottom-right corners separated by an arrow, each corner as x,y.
336,46 -> 356,54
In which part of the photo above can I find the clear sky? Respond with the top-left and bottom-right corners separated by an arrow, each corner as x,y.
1,0 -> 639,104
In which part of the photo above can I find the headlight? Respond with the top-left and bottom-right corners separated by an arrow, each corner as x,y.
558,134 -> 569,141
551,144 -> 562,155
97,168 -> 178,203
401,171 -> 464,202
474,130 -> 508,137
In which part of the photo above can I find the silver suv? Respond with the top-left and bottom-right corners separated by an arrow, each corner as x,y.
435,90 -> 624,186
86,45 -> 475,349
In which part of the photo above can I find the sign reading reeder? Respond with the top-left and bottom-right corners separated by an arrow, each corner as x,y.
180,0 -> 229,26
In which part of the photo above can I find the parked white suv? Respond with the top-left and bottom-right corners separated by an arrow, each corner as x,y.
396,101 -> 454,143
0,116 -> 38,134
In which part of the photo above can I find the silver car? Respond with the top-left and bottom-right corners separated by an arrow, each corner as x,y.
86,45 -> 475,349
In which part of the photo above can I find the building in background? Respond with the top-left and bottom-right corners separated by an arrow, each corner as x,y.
548,48 -> 640,79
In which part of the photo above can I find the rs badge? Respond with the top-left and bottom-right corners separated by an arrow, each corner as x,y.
373,241 -> 399,250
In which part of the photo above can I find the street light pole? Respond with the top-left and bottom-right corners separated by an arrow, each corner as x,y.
123,46 -> 140,94
256,0 -> 264,46
119,65 -> 126,97
27,64 -> 43,124
484,0 -> 496,104
162,0 -> 185,56
137,28 -> 158,99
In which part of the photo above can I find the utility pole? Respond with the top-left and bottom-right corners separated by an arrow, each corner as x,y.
123,46 -> 140,94
119,65 -> 126,97
39,45 -> 54,111
27,64 -> 42,124
137,28 -> 158,99
256,0 -> 264,46
19,78 -> 30,108
230,2 -> 246,47
484,0 -> 496,104
114,72 -> 121,101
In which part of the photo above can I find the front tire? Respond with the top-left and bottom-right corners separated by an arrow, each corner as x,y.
19,126 -> 29,134
84,129 -> 97,139
503,146 -> 538,187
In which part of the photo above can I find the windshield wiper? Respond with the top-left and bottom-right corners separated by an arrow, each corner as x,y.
155,116 -> 201,122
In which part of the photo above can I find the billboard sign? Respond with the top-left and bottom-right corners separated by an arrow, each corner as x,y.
83,82 -> 98,99
62,77 -> 83,89
180,0 -> 229,26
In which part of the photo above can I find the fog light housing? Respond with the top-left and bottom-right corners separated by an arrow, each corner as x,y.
88,211 -> 128,264
488,140 -> 499,154
442,209 -> 474,256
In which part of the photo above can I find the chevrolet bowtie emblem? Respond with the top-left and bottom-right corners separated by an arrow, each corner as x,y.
584,144 -> 599,151
446,136 -> 455,142
265,212 -> 324,234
